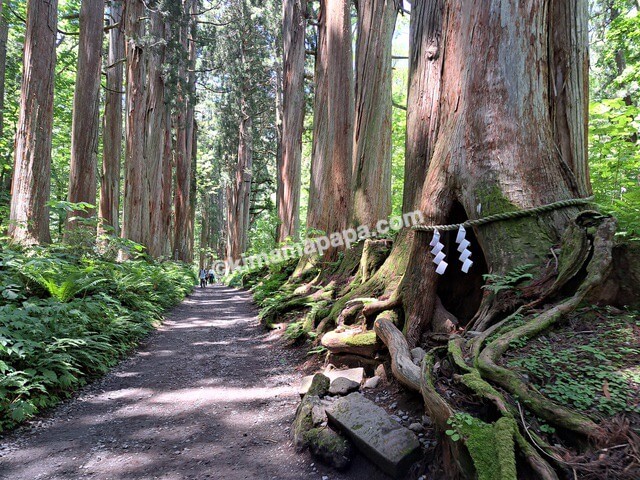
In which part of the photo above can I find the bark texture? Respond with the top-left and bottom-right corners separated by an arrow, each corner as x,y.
400,0 -> 589,346
67,0 -> 105,232
352,0 -> 397,227
307,0 -> 354,259
173,0 -> 195,262
99,0 -> 124,236
144,9 -> 168,258
0,0 -> 8,139
122,0 -> 148,247
226,102 -> 253,261
277,0 -> 306,242
9,0 -> 58,245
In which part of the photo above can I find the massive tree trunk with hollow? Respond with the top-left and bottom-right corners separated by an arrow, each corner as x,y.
306,0 -> 354,260
277,0 -> 306,242
67,0 -> 105,234
99,0 -> 124,237
9,0 -> 58,245
396,0 -> 590,347
352,0 -> 397,227
122,0 -> 148,247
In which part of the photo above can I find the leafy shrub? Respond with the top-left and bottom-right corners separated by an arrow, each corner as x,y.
0,243 -> 195,431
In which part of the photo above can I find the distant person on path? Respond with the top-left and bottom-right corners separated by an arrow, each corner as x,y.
199,268 -> 207,288
208,267 -> 215,284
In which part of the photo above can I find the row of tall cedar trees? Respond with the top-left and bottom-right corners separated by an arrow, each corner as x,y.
6,0 -> 196,261
5,0 -> 592,349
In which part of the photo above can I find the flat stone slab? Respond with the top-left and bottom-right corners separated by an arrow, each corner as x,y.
326,393 -> 420,478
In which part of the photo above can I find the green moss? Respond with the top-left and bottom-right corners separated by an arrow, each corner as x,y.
451,414 -> 517,480
475,184 -> 519,216
344,330 -> 377,347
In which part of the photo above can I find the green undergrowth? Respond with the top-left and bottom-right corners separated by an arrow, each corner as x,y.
0,243 -> 195,431
505,306 -> 640,417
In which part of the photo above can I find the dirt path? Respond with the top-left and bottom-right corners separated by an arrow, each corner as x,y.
0,285 -> 387,480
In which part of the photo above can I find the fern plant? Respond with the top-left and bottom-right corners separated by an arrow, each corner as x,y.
482,264 -> 535,294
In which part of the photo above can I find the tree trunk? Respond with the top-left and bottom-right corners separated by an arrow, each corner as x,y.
9,0 -> 58,245
352,0 -> 396,227
399,0 -> 589,347
99,0 -> 124,236
173,0 -> 193,262
277,0 -> 306,243
186,1 -> 197,262
161,105 -> 173,256
226,100 -> 253,262
67,0 -> 105,235
307,0 -> 354,259
144,9 -> 167,258
0,0 -> 8,139
0,0 -> 10,196
188,121 -> 197,263
122,0 -> 148,247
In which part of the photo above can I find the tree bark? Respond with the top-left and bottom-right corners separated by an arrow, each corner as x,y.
307,0 -> 354,260
173,0 -> 194,262
9,0 -> 58,245
0,0 -> 8,139
0,0 -> 10,197
99,0 -> 124,236
67,0 -> 105,235
400,0 -> 589,347
144,9 -> 167,258
352,0 -> 397,227
277,0 -> 306,242
226,99 -> 253,261
122,0 -> 148,247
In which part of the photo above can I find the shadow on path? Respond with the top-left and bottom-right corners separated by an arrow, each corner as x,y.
0,285 -> 389,480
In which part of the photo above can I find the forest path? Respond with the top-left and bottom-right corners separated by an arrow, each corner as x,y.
0,285 -> 386,480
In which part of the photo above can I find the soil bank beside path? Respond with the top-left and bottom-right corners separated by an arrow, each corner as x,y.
0,285 -> 388,480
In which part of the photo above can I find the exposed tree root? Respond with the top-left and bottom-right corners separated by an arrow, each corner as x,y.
477,217 -> 616,438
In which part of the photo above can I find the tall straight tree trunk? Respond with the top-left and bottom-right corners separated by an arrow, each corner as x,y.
0,0 -> 10,196
307,0 -> 354,259
161,107 -> 173,256
67,0 -> 105,235
185,0 -> 197,261
397,0 -> 589,347
352,0 -> 397,226
173,0 -> 193,261
277,0 -> 306,242
122,0 -> 148,246
99,0 -> 124,236
144,9 -> 167,258
226,99 -> 253,261
0,0 -> 8,139
9,0 -> 58,245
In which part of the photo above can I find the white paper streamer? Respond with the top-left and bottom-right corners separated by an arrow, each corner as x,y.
435,260 -> 448,275
433,251 -> 446,264
431,242 -> 444,255
461,258 -> 473,273
456,225 -> 466,244
429,229 -> 440,247
459,249 -> 472,262
457,238 -> 470,252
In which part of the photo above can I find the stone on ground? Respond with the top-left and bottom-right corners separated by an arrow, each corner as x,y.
299,367 -> 364,396
292,374 -> 331,449
329,377 -> 360,395
326,393 -> 420,479
363,376 -> 380,389
304,427 -> 353,470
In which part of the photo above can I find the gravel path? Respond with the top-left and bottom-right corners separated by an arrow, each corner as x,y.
0,285 -> 388,480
